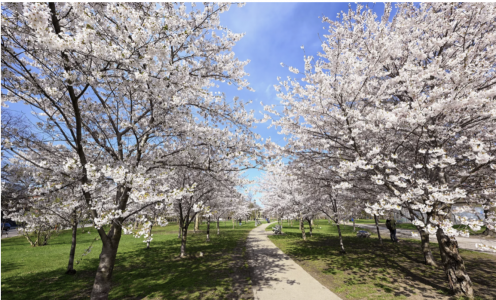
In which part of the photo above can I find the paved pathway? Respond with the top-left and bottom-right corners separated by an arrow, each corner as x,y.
357,223 -> 496,255
247,222 -> 341,300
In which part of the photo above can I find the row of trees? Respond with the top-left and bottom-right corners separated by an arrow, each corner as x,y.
1,3 -> 261,299
260,3 -> 496,299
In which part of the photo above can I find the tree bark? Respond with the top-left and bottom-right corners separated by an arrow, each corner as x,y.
216,218 -> 220,235
436,228 -> 473,298
90,226 -> 122,300
206,216 -> 210,242
194,214 -> 199,233
180,225 -> 188,257
419,228 -> 437,266
300,218 -> 306,241
352,218 -> 356,232
178,217 -> 183,239
66,220 -> 78,274
374,215 -> 383,245
307,218 -> 312,237
146,222 -> 154,249
336,220 -> 346,254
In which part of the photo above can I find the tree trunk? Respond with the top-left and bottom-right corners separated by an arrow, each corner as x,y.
206,217 -> 211,242
374,215 -> 383,245
307,218 -> 312,237
419,229 -> 437,266
336,220 -> 346,254
194,214 -> 199,233
232,217 -> 234,229
216,218 -> 220,235
352,218 -> 356,232
66,220 -> 78,275
178,217 -> 183,239
90,227 -> 122,300
300,218 -> 306,241
133,218 -> 139,230
436,228 -> 473,298
180,225 -> 188,257
146,223 -> 154,249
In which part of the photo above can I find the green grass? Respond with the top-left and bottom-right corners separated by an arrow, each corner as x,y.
266,220 -> 496,300
2,220 -> 257,300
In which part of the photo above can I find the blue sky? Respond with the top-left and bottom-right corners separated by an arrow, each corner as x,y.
214,2 -> 394,204
4,2 -> 395,205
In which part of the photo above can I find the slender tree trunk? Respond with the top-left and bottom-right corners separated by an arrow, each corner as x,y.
206,217 -> 210,242
66,220 -> 78,275
180,225 -> 188,257
178,217 -> 183,239
335,220 -> 346,254
307,218 -> 312,237
133,218 -> 139,230
232,217 -> 234,229
90,227 -> 122,300
146,223 -> 154,249
194,214 -> 199,233
374,215 -> 383,245
352,218 -> 356,232
436,228 -> 473,298
418,228 -> 437,266
216,218 -> 220,235
300,218 -> 306,241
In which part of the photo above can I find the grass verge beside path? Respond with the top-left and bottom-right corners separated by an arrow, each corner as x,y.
266,220 -> 496,300
2,220 -> 256,300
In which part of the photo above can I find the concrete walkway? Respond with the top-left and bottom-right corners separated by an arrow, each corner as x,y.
247,222 -> 342,300
357,223 -> 496,255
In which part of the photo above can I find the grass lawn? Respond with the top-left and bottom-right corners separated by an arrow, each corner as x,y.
267,220 -> 496,300
2,220 -> 256,300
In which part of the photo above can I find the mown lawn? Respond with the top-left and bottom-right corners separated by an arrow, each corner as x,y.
267,220 -> 496,300
2,220 -> 256,300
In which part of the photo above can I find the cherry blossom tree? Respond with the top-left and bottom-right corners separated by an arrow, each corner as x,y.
268,3 -> 496,297
2,3 -> 259,299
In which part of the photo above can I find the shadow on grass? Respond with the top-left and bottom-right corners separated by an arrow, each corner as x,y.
1,229 -> 253,300
268,222 -> 496,300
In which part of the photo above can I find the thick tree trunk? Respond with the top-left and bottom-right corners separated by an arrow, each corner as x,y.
436,228 -> 473,298
66,221 -> 78,275
180,225 -> 188,257
336,221 -> 346,254
300,218 -> 306,241
419,229 -> 437,266
206,217 -> 210,242
216,218 -> 220,235
374,215 -> 383,245
307,219 -> 312,237
90,227 -> 122,300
